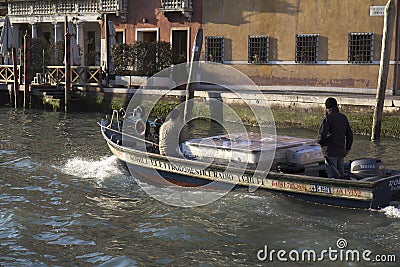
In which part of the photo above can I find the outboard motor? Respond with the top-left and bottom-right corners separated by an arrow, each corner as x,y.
350,158 -> 386,179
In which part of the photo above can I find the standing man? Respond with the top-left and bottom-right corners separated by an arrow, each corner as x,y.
318,97 -> 353,179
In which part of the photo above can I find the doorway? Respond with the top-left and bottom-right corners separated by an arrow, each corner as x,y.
86,31 -> 96,66
172,30 -> 188,63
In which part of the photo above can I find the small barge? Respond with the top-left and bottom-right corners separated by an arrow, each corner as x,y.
99,111 -> 400,209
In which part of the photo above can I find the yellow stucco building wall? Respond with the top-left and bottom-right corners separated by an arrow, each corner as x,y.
202,0 -> 398,93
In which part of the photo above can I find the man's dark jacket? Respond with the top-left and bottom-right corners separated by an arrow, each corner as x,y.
318,107 -> 353,158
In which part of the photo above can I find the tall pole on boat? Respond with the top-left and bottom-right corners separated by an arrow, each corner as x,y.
184,28 -> 203,122
371,0 -> 395,141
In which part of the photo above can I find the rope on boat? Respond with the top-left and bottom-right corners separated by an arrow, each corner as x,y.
147,119 -> 163,126
97,122 -> 159,147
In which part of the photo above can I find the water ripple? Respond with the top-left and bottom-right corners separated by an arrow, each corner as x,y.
32,231 -> 65,242
0,194 -> 29,205
0,149 -> 16,157
0,156 -> 41,171
76,252 -> 113,264
0,211 -> 19,240
95,256 -> 137,267
86,195 -> 141,211
47,235 -> 95,246
10,186 -> 56,196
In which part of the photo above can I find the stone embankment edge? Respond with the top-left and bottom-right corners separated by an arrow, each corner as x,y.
80,88 -> 400,138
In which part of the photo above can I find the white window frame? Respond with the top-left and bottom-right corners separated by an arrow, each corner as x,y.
170,27 -> 190,62
115,29 -> 126,44
135,27 -> 159,42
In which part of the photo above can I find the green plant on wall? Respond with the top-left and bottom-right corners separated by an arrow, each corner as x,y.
30,38 -> 51,75
30,38 -> 65,76
111,43 -> 133,76
173,53 -> 187,64
50,40 -> 65,65
153,41 -> 174,73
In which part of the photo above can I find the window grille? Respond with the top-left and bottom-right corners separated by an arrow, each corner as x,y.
295,34 -> 319,64
348,32 -> 374,63
205,36 -> 224,63
248,35 -> 269,64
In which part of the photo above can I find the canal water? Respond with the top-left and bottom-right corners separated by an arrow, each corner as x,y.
0,108 -> 399,266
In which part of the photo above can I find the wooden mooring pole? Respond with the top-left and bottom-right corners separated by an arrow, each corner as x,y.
184,28 -> 203,122
65,16 -> 71,113
371,0 -> 395,141
12,47 -> 18,108
24,32 -> 30,109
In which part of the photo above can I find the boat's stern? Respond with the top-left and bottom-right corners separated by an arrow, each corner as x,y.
371,174 -> 400,209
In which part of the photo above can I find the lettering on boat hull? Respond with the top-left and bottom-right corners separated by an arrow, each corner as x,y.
109,143 -> 374,202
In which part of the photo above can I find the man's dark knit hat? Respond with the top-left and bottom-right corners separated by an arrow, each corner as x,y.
325,97 -> 337,109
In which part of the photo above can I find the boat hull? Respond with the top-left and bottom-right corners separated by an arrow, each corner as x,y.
126,162 -> 375,209
101,125 -> 400,209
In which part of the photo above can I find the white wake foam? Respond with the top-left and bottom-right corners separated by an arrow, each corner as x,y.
380,206 -> 400,218
61,156 -> 123,180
